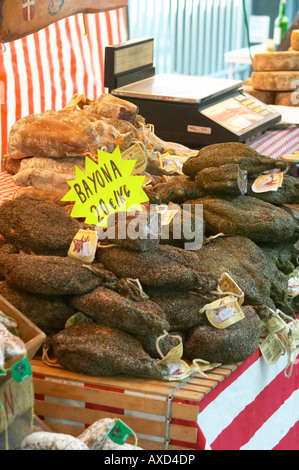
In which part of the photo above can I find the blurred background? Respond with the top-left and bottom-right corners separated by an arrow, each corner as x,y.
126,0 -> 299,81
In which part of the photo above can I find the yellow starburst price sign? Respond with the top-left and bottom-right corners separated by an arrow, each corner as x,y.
62,147 -> 149,227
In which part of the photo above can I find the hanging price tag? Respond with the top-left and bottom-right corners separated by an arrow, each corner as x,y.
68,229 -> 98,263
260,334 -> 285,365
122,143 -> 148,175
11,358 -> 32,383
263,313 -> 290,336
155,335 -> 211,381
260,310 -> 299,376
204,296 -> 245,329
252,172 -> 284,193
218,273 -> 245,306
289,320 -> 299,348
281,333 -> 297,357
108,419 -> 133,446
156,341 -> 191,379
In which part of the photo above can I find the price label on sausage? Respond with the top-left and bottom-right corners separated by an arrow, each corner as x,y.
218,273 -> 244,306
260,334 -> 284,365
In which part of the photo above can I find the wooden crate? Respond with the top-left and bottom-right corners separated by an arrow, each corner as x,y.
0,295 -> 46,386
31,358 -> 238,450
0,376 -> 34,435
0,295 -> 46,436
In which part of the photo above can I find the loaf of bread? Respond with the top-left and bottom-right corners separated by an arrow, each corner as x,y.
291,29 -> 299,51
251,71 -> 299,91
275,91 -> 299,107
253,52 -> 299,71
243,85 -> 275,104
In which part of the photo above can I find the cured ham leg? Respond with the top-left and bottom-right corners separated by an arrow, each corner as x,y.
8,110 -> 100,159
0,0 -> 128,43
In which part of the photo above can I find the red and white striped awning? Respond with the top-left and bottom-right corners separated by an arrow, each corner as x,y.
0,8 -> 127,157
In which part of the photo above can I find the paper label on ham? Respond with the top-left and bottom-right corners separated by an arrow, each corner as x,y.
252,172 -> 284,193
204,296 -> 245,329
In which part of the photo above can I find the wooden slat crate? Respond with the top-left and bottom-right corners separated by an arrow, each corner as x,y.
30,358 -> 238,450
0,295 -> 46,386
0,295 -> 46,436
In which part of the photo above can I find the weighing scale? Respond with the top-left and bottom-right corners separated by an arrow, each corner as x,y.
104,38 -> 281,148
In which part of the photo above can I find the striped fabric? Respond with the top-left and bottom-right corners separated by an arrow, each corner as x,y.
31,348 -> 298,450
249,125 -> 299,159
0,171 -> 23,205
0,8 -> 128,159
197,349 -> 299,450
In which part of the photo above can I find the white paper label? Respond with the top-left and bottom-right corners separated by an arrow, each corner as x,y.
187,125 -> 212,135
213,305 -> 235,324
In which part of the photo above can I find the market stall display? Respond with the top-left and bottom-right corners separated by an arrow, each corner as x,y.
20,416 -> 143,450
0,49 -> 298,449
0,134 -> 298,378
0,295 -> 46,449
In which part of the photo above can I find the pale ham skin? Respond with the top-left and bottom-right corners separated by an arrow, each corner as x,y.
8,110 -> 100,159
103,440 -> 143,450
78,418 -> 115,450
0,0 -> 128,43
12,157 -> 86,194
0,322 -> 27,362
7,95 -> 139,160
83,94 -> 139,124
0,342 -> 5,369
21,432 -> 89,450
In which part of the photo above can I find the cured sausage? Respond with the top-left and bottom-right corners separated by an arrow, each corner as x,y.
21,432 -> 89,450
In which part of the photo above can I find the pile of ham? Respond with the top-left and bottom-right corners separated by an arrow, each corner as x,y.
2,93 -> 194,199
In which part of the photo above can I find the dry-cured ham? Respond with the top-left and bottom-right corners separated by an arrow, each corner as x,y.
0,0 -> 128,43
82,93 -> 139,124
8,110 -> 99,159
